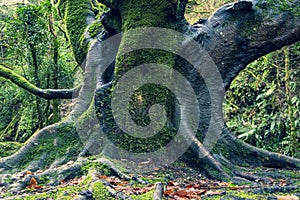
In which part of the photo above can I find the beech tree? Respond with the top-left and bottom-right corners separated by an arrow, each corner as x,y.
0,0 -> 300,194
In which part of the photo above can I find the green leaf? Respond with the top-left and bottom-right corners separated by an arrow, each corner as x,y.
265,86 -> 275,96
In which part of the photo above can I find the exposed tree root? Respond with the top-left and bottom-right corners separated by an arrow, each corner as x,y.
180,126 -> 300,183
251,185 -> 300,195
189,135 -> 231,179
0,122 -> 61,171
220,128 -> 300,169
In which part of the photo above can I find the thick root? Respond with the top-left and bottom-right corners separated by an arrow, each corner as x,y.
183,127 -> 300,182
0,122 -> 61,171
189,136 -> 231,180
220,128 -> 300,169
0,119 -> 85,176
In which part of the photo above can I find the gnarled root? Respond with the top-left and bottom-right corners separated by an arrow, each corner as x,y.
185,127 -> 300,182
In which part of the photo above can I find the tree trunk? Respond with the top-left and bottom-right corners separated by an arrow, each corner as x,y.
0,0 -> 300,192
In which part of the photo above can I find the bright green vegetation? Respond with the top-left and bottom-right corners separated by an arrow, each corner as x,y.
92,181 -> 115,200
225,45 -> 300,157
82,161 -> 113,175
131,190 -> 155,200
0,0 -> 76,143
88,21 -> 103,38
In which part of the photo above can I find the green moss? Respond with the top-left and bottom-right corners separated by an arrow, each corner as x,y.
88,21 -> 103,38
130,190 -> 155,200
92,181 -> 114,200
16,122 -> 83,170
102,1 -> 181,152
0,142 -> 22,157
38,175 -> 51,185
256,0 -> 300,17
79,175 -> 93,186
0,65 -> 41,96
117,0 -> 176,31
82,161 -> 113,175
10,175 -> 93,199
57,0 -> 92,65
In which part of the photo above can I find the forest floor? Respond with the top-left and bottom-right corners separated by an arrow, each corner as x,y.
0,160 -> 299,200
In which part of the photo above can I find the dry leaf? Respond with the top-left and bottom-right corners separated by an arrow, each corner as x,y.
176,189 -> 188,197
279,179 -> 287,187
27,177 -> 38,189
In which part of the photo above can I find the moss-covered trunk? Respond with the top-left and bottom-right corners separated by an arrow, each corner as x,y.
99,1 -> 182,152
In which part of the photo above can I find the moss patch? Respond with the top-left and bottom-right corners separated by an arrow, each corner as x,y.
92,181 -> 114,200
82,161 -> 113,176
255,0 -> 300,17
57,0 -> 93,65
130,190 -> 155,200
0,142 -> 22,157
88,21 -> 103,38
16,122 -> 83,170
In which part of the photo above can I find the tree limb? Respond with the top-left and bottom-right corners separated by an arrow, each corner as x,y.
191,0 -> 300,90
0,65 -> 80,99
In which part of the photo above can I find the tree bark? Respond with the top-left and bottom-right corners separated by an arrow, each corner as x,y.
191,0 -> 300,90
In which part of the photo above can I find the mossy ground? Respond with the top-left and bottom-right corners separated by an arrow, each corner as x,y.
1,160 -> 299,199
0,142 -> 22,157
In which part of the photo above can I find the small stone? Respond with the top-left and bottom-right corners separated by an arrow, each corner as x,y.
79,190 -> 93,198
132,176 -> 138,181
197,18 -> 207,24
267,196 -> 278,200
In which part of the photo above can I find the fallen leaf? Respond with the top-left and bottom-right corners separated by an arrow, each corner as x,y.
279,179 -> 287,187
98,175 -> 108,179
176,189 -> 188,197
27,177 -> 38,189
168,181 -> 175,186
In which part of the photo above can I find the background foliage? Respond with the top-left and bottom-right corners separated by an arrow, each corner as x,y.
0,0 -> 77,142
